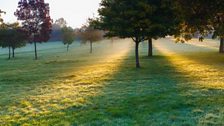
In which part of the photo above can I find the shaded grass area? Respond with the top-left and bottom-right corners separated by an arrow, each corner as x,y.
0,39 -> 224,125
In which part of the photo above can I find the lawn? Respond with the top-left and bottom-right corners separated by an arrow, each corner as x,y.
0,38 -> 224,126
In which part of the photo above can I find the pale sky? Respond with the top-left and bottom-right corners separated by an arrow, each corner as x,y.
0,0 -> 101,28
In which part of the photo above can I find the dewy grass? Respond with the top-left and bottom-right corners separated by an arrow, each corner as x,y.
0,38 -> 224,125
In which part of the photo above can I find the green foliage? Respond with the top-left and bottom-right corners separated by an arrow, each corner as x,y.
0,22 -> 28,59
213,13 -> 224,39
61,26 -> 74,45
0,23 -> 27,49
174,0 -> 224,53
97,0 -> 179,41
61,26 -> 75,51
175,0 -> 224,40
96,0 -> 179,67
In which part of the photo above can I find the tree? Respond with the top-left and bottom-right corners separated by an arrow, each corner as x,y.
0,23 -> 14,59
212,8 -> 224,53
55,18 -> 67,28
15,0 -> 52,60
175,0 -> 224,53
96,0 -> 179,67
61,26 -> 75,52
0,25 -> 12,59
96,0 -> 146,68
144,0 -> 179,57
0,9 -> 5,47
0,23 -> 28,59
79,22 -> 103,53
11,25 -> 28,58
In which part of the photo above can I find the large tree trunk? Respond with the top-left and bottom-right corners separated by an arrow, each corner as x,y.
219,38 -> 224,53
67,44 -> 69,52
8,46 -> 11,59
12,47 -> 15,58
34,42 -> 38,60
148,38 -> 153,57
135,41 -> 140,68
90,41 -> 93,53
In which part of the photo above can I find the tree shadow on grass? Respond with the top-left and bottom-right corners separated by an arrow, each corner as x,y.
67,50 -> 223,125
2,40 -> 224,125
22,53 -> 224,126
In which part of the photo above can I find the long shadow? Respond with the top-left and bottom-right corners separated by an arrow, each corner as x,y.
68,42 -> 223,125
16,43 -> 224,126
2,39 -> 224,125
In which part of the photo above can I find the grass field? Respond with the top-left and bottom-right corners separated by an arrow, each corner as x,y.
0,38 -> 224,126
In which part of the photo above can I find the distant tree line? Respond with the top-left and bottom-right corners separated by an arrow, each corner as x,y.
0,0 -> 223,68
0,0 -> 104,60
52,17 -> 104,53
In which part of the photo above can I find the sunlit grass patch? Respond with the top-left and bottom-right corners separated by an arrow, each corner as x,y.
155,39 -> 224,89
153,39 -> 224,125
0,40 -> 131,125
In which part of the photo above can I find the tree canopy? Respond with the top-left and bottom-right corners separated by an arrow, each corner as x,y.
96,0 -> 179,67
79,22 -> 104,53
175,0 -> 224,52
0,22 -> 28,59
61,26 -> 75,52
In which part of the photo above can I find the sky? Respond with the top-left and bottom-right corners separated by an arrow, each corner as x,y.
0,0 -> 101,28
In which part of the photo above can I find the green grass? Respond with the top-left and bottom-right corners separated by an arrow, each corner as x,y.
0,38 -> 224,126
